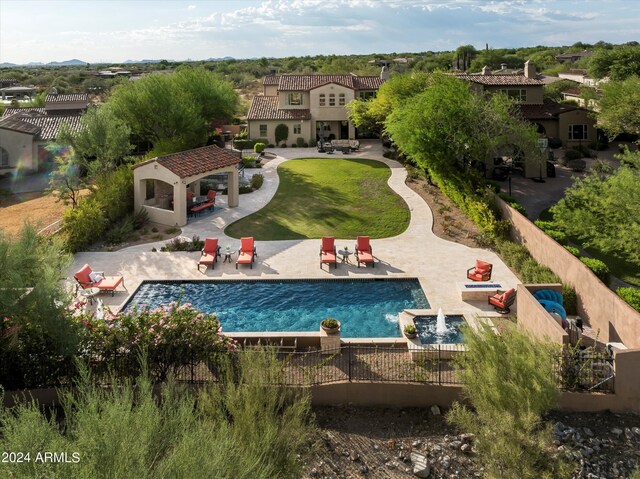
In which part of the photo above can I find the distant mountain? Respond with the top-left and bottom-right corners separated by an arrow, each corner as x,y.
123,59 -> 162,64
205,56 -> 235,61
46,59 -> 88,66
0,62 -> 18,68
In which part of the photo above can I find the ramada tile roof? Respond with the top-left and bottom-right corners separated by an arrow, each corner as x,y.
274,74 -> 384,91
133,145 -> 241,179
247,96 -> 311,121
263,75 -> 279,86
0,107 -> 83,140
517,100 -> 577,121
457,73 -> 544,86
45,93 -> 89,103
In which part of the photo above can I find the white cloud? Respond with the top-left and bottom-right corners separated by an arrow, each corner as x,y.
188,5 -> 196,10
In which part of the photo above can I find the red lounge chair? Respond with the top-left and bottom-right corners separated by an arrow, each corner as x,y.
236,237 -> 257,269
199,238 -> 220,271
320,236 -> 337,269
488,288 -> 516,314
355,236 -> 374,268
205,190 -> 217,211
467,260 -> 493,281
74,264 -> 126,297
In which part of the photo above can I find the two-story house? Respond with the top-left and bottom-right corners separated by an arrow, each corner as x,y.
247,71 -> 385,146
457,61 -> 596,176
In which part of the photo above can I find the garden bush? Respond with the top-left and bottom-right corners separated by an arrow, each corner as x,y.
495,239 -> 560,284
564,245 -> 581,257
562,284 -> 578,315
568,158 -> 587,172
234,138 -> 268,151
296,137 -> 304,147
616,287 -> 640,312
563,149 -> 582,161
160,235 -> 204,252
62,198 -> 109,252
275,123 -> 289,145
290,143 -> 297,148
250,174 -> 264,190
571,144 -> 592,158
580,257 -> 611,284
308,139 -> 317,147
545,229 -> 568,245
254,142 -> 265,154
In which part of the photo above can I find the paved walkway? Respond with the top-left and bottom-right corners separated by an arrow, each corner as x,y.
69,142 -> 520,318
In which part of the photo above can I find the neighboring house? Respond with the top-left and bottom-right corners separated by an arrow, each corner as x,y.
0,79 -> 18,88
0,85 -> 36,101
554,51 -> 593,63
0,92 -> 88,173
247,71 -> 386,145
558,69 -> 602,87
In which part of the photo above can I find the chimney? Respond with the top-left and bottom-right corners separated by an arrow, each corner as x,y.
500,63 -> 507,70
481,65 -> 491,76
524,60 -> 536,79
380,66 -> 390,81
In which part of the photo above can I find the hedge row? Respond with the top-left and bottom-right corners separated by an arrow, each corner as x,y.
233,138 -> 268,150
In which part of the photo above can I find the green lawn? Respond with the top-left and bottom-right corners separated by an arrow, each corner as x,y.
225,158 -> 410,240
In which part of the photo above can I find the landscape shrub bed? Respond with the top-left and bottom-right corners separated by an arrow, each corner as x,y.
580,257 -> 611,285
160,235 -> 204,252
250,173 -> 264,190
234,138 -> 268,150
616,287 -> 640,312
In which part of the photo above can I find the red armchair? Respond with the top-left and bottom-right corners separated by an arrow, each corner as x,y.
320,236 -> 337,269
488,288 -> 516,314
198,238 -> 220,272
467,260 -> 493,281
355,236 -> 374,268
236,237 -> 257,269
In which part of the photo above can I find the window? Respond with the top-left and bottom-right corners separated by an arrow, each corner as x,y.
0,147 -> 8,167
329,93 -> 335,106
293,124 -> 301,135
568,124 -> 588,140
259,124 -> 267,137
287,92 -> 303,105
338,93 -> 345,106
500,89 -> 527,102
319,93 -> 325,106
359,91 -> 376,100
145,179 -> 155,200
323,124 -> 331,131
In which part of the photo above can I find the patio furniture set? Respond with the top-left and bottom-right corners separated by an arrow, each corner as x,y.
317,139 -> 360,154
198,237 -> 258,271
320,235 -> 375,269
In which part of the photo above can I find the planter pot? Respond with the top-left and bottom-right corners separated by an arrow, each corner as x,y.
404,332 -> 418,340
321,320 -> 341,334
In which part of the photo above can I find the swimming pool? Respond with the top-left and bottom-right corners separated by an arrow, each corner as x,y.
124,279 -> 429,338
414,314 -> 466,344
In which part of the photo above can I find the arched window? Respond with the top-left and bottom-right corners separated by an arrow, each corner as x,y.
0,147 -> 8,167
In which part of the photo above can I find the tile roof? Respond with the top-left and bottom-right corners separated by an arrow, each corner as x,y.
517,100 -> 577,121
0,107 -> 83,140
263,75 -> 279,86
133,145 -> 241,179
556,51 -> 593,59
457,73 -> 544,86
276,74 -> 383,91
0,116 -> 42,136
247,96 -> 311,121
45,93 -> 89,103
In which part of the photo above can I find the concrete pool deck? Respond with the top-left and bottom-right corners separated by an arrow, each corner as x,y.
69,141 -> 520,318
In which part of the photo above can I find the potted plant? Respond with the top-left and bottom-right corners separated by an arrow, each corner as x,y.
321,317 -> 341,334
404,324 -> 418,339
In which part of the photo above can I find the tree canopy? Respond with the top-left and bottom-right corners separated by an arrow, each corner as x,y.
588,46 -> 640,80
597,76 -> 640,137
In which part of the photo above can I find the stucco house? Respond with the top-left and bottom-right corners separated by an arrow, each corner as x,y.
247,71 -> 386,146
458,61 -> 596,151
0,92 -> 88,173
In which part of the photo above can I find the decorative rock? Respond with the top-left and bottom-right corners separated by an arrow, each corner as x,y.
432,445 -> 442,453
624,428 -> 633,440
459,433 -> 475,443
582,447 -> 594,458
441,455 -> 451,469
431,405 -> 441,416
611,428 -> 623,438
553,422 -> 566,437
584,427 -> 594,437
461,443 -> 472,454
373,444 -> 380,451
360,465 -> 369,474
449,440 -> 462,450
410,452 -> 431,478
633,427 -> 640,437
412,440 -> 422,448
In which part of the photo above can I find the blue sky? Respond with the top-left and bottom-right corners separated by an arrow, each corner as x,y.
1,0 -> 639,64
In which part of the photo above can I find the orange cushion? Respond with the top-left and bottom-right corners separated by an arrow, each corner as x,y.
321,252 -> 337,263
476,260 -> 491,272
199,252 -> 216,265
95,275 -> 123,290
203,238 -> 218,254
357,251 -> 374,262
468,272 -> 484,281
75,264 -> 93,285
236,251 -> 253,264
321,236 -> 334,252
357,236 -> 371,252
240,237 -> 254,253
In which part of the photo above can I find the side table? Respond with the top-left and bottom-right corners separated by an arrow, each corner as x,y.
80,287 -> 101,305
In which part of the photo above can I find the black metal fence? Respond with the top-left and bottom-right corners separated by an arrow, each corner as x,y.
3,344 -> 616,394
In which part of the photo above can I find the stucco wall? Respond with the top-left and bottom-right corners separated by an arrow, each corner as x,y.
0,128 -> 37,171
484,85 -> 544,105
309,84 -> 354,122
517,284 -> 569,344
277,91 -> 310,109
558,109 -> 597,146
495,197 -> 640,347
248,120 -> 312,146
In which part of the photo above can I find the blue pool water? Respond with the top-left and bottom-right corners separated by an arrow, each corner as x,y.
124,279 -> 429,338
414,315 -> 466,344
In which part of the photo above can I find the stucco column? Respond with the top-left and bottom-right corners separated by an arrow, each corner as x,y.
173,183 -> 188,226
348,122 -> 356,139
228,168 -> 239,208
133,177 -> 144,216
191,179 -> 201,196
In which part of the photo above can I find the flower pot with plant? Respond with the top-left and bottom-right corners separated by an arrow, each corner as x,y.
321,317 -> 341,334
404,324 -> 418,339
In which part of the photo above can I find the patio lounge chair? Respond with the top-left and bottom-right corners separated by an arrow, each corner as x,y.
467,260 -> 493,281
488,288 -> 516,314
236,237 -> 257,269
199,238 -> 221,272
74,264 -> 126,297
320,236 -> 337,269
204,190 -> 217,211
355,236 -> 374,268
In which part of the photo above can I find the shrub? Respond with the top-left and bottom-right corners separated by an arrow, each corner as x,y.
105,215 -> 136,245
562,284 -> 578,315
616,287 -> 640,312
275,123 -> 289,144
588,141 -> 608,151
495,239 -> 560,284
267,143 -> 275,148
564,149 -> 582,161
290,143 -> 297,148
239,186 -> 253,194
545,229 -> 568,245
303,143 -> 309,148
233,138 -> 268,151
571,144 -> 592,158
510,202 -> 528,217
160,235 -> 204,252
564,245 -> 581,257
403,324 -> 417,334
63,198 -> 109,252
308,139 -> 317,147
250,174 -> 264,190
280,143 -> 287,148
447,323 -> 569,479
242,157 -> 258,168
296,137 -> 304,147
580,257 -> 610,284
321,318 -> 339,329
254,142 -> 266,154
568,158 -> 587,172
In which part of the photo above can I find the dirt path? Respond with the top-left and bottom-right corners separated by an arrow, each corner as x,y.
0,192 -> 68,236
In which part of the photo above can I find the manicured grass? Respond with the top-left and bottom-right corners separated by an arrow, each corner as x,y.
225,158 -> 410,240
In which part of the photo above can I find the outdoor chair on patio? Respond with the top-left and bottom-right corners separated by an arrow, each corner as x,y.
320,236 -> 337,270
74,264 -> 126,297
488,288 -> 516,314
199,238 -> 221,272
467,259 -> 493,281
236,237 -> 257,269
204,190 -> 217,211
355,236 -> 374,268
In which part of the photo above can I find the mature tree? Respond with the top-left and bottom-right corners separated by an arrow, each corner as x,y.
46,145 -> 85,208
597,76 -> 640,137
543,79 -> 582,102
588,46 -> 640,80
454,44 -> 477,71
551,149 -> 640,268
57,107 -> 133,175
